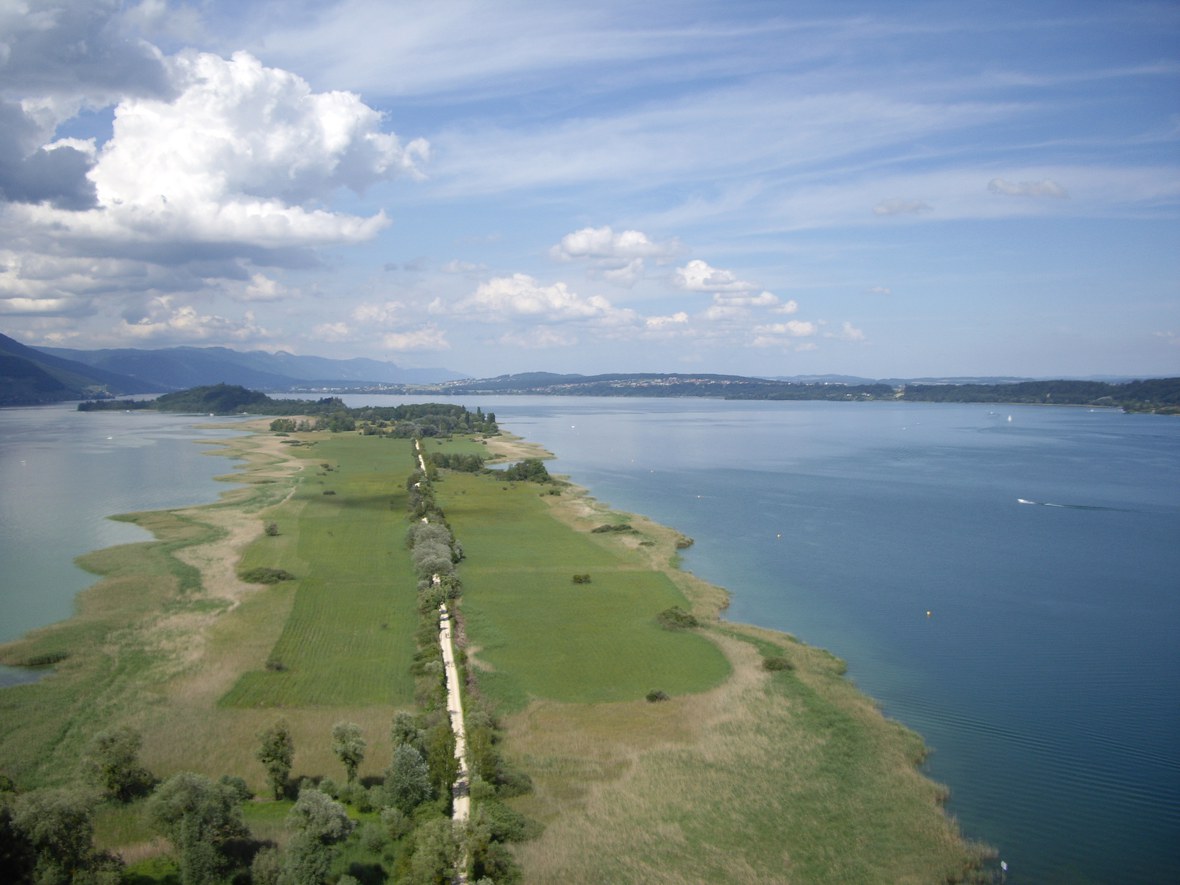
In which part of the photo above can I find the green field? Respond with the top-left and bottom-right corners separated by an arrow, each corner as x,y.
221,436 -> 421,707
435,472 -> 730,706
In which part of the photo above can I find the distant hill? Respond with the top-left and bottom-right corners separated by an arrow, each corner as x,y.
0,332 -> 157,406
405,372 -> 1180,412
37,344 -> 466,391
417,372 -> 896,400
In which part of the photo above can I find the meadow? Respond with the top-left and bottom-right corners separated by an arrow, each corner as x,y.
221,435 -> 420,708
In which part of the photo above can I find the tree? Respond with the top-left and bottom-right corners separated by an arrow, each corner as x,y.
331,721 -> 366,784
147,773 -> 248,885
391,711 -> 425,754
257,718 -> 294,800
503,458 -> 550,482
407,817 -> 459,885
11,788 -> 118,885
283,789 -> 354,885
384,744 -> 432,815
80,726 -> 153,802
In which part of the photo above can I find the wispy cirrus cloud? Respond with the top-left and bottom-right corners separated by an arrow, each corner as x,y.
987,177 -> 1069,198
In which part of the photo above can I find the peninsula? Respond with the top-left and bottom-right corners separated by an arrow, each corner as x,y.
0,398 -> 992,883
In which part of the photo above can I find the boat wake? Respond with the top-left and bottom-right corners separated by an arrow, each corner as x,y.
1017,498 -> 1128,512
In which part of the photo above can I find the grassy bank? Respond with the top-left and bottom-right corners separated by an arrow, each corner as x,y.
0,423 -> 989,882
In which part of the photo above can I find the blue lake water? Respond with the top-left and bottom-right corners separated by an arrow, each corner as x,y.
0,405 -> 250,648
2,397 -> 1178,883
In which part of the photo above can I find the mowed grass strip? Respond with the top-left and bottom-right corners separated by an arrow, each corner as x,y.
434,472 -> 730,705
220,436 -> 420,708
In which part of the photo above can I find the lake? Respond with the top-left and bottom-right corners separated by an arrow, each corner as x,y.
2,397 -> 1177,883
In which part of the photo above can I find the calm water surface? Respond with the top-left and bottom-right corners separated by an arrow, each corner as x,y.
0,405 -> 249,648
3,397 -> 1178,883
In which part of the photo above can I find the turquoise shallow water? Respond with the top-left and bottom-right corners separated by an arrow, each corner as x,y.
3,397 -> 1178,883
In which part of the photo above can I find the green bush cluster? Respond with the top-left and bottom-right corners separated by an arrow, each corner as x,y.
656,606 -> 700,630
238,566 -> 296,584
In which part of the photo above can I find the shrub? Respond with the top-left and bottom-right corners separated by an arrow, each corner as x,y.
763,656 -> 794,672
264,522 -> 279,536
239,567 -> 296,584
571,574 -> 591,584
22,651 -> 68,668
591,523 -> 633,533
656,606 -> 699,630
646,690 -> 670,702
503,459 -> 552,483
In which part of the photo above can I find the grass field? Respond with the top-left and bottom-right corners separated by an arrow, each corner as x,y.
436,471 -> 730,707
221,435 -> 420,708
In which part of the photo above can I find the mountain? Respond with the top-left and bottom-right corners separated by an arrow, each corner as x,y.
0,332 -> 158,406
37,344 -> 466,391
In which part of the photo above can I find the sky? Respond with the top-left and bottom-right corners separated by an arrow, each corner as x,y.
1,0 -> 1178,380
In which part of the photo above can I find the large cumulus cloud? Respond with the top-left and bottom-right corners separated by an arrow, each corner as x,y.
19,50 -> 428,249
1,8 -> 428,339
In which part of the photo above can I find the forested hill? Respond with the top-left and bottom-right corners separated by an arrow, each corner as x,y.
900,378 -> 1180,412
78,384 -> 499,436
416,373 -> 1180,413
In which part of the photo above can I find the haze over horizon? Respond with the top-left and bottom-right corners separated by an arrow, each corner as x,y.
1,1 -> 1177,380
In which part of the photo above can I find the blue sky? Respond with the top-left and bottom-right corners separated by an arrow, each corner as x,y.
1,0 -> 1177,379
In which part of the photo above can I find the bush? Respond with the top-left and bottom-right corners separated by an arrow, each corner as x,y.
656,606 -> 699,630
646,690 -> 670,702
503,459 -> 551,483
763,656 -> 794,672
239,567 -> 296,584
571,574 -> 591,584
591,523 -> 633,534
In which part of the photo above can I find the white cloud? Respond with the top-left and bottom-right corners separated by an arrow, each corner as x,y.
353,300 -> 407,325
14,50 -> 428,252
773,299 -> 800,314
988,177 -> 1069,198
382,326 -> 449,351
753,320 -> 818,343
645,311 -> 689,329
673,259 -> 759,293
827,321 -> 865,341
119,296 -> 267,342
240,273 -> 288,302
313,321 -> 351,342
551,226 -> 673,262
550,225 -> 676,288
458,273 -> 624,323
867,286 -> 892,296
713,290 -> 779,308
873,197 -> 932,216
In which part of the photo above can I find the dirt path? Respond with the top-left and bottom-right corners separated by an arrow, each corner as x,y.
439,602 -> 470,822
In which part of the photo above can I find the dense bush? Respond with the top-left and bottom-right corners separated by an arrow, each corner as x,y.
503,458 -> 552,483
656,606 -> 699,630
239,567 -> 296,584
